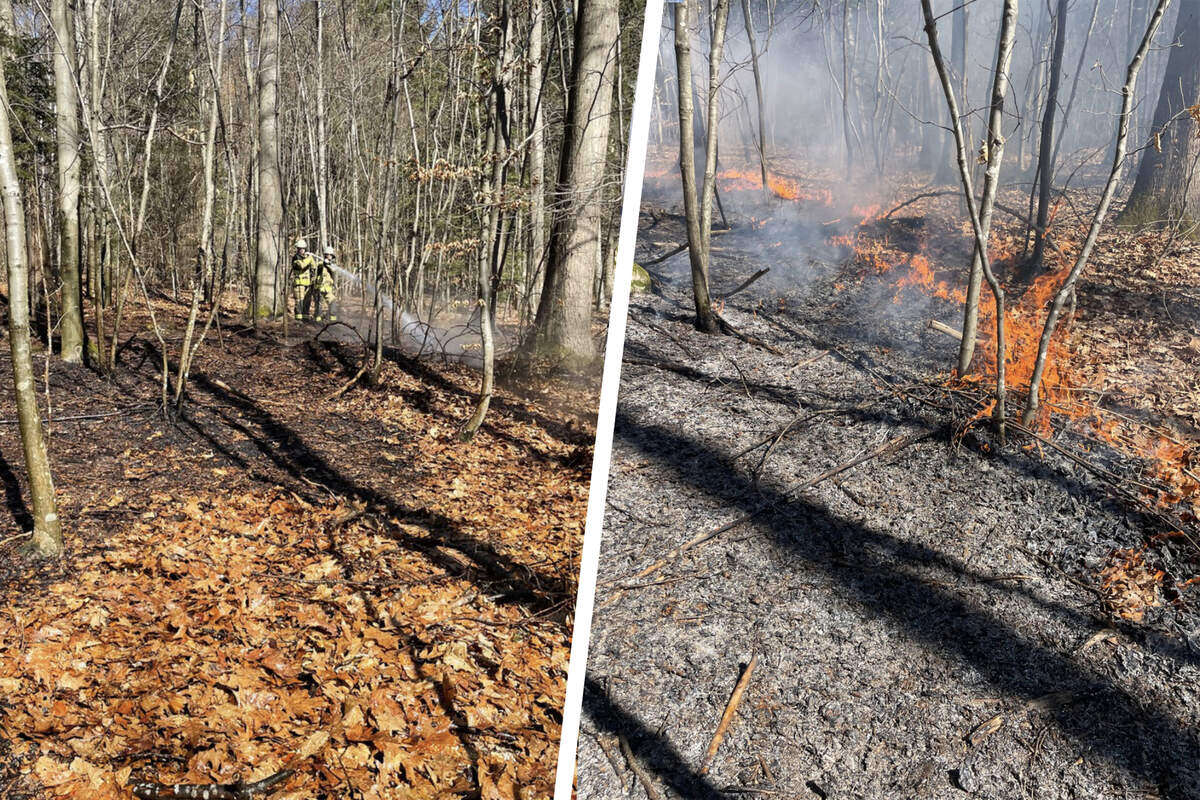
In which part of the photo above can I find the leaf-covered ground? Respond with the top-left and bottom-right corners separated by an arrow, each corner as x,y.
0,301 -> 598,799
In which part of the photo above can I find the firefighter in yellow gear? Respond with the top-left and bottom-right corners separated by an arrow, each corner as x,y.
314,245 -> 338,322
291,238 -> 317,321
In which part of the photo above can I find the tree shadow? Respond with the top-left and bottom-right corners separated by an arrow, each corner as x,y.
582,676 -> 726,800
0,450 -> 33,532
590,411 -> 1200,797
157,355 -> 573,617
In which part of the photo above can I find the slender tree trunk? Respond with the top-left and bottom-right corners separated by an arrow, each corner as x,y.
1023,0 -> 1172,426
463,0 -> 512,438
316,0 -> 328,250
923,0 -> 1010,440
740,0 -> 769,200
1028,0 -> 1069,274
0,0 -> 64,556
675,0 -> 717,333
527,0 -> 546,319
84,0 -> 109,370
255,0 -> 283,317
841,0 -> 853,175
175,0 -> 229,409
1051,0 -> 1100,167
957,0 -> 1018,375
50,0 -> 85,363
936,1 -> 969,183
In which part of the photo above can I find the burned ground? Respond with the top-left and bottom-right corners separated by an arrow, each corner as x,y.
578,190 -> 1200,799
0,300 -> 597,800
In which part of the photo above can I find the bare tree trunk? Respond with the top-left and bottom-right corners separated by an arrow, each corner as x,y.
50,0 -> 85,363
841,0 -> 853,175
675,0 -> 722,334
463,0 -> 512,438
1022,0 -> 1171,426
740,0 -> 769,200
527,0 -> 546,322
316,0 -> 328,250
957,0 -> 1019,375
1120,0 -> 1200,226
1028,0 -> 1069,274
1051,0 -> 1101,167
0,0 -> 63,556
923,0 -> 1011,440
174,0 -> 229,409
255,0 -> 283,317
935,1 -> 969,184
534,0 -> 619,364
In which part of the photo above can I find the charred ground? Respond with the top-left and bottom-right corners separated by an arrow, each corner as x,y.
578,173 -> 1200,799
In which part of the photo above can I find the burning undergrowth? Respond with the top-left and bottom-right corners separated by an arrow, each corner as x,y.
838,188 -> 1199,533
641,156 -> 1200,598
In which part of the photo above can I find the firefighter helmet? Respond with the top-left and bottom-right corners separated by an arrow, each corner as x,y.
294,238 -> 308,250
323,245 -> 335,256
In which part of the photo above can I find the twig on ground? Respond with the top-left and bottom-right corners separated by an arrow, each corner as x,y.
592,733 -> 629,793
642,228 -> 732,267
326,362 -> 369,400
0,532 -> 32,548
716,314 -> 783,355
784,351 -> 830,374
619,735 -> 665,800
631,315 -> 697,359
0,404 -> 156,425
699,652 -> 760,775
1015,545 -> 1102,598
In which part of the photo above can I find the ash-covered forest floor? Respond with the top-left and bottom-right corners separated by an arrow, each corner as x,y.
578,182 -> 1200,799
0,299 -> 598,800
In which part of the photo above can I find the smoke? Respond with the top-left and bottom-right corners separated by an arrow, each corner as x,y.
318,264 -> 505,369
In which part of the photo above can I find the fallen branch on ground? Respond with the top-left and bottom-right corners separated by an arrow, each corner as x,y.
642,227 -> 732,266
131,769 -> 294,800
927,319 -> 976,343
700,652 -> 760,774
631,314 -> 697,359
716,314 -> 783,355
619,735 -> 665,800
718,268 -> 770,300
325,362 -> 370,400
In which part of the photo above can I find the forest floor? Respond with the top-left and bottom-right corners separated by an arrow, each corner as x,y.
0,298 -> 599,800
578,166 -> 1200,800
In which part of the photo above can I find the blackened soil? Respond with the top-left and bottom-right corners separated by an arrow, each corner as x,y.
578,207 -> 1200,800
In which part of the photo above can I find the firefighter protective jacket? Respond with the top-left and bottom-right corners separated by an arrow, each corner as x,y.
292,252 -> 318,286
